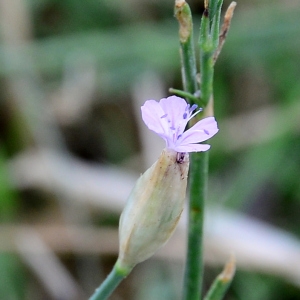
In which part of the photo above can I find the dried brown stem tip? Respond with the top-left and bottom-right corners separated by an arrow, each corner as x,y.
219,254 -> 236,283
175,0 -> 186,7
175,0 -> 192,42
204,0 -> 209,9
213,1 -> 237,63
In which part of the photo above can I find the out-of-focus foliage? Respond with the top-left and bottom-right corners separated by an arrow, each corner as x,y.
0,0 -> 300,299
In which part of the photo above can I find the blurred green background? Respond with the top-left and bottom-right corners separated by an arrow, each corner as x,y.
0,0 -> 300,299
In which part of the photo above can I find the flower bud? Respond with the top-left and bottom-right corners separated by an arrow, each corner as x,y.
117,148 -> 189,272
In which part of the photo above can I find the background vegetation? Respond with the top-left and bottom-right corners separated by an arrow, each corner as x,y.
0,0 -> 300,299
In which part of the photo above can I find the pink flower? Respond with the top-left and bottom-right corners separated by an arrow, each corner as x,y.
141,96 -> 219,152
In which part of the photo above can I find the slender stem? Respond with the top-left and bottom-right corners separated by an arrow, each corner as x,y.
175,1 -> 234,300
174,0 -> 198,96
181,5 -> 216,300
89,265 -> 126,300
180,40 -> 198,94
183,151 -> 209,300
200,51 -> 214,107
174,2 -> 212,300
199,9 -> 214,107
211,0 -> 223,50
169,88 -> 204,106
203,256 -> 236,300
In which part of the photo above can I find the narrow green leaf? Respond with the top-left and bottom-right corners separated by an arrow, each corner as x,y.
204,256 -> 236,300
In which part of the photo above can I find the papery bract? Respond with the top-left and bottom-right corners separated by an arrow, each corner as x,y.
117,148 -> 189,271
141,96 -> 218,152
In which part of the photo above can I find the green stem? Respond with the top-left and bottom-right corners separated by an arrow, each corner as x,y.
211,0 -> 223,49
89,265 -> 126,300
174,2 -> 211,300
180,40 -> 198,94
183,151 -> 209,300
203,257 -> 236,300
175,1 -> 230,299
200,51 -> 214,107
199,9 -> 215,107
169,88 -> 204,106
174,1 -> 198,96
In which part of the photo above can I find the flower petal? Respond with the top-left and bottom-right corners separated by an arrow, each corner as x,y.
160,96 -> 189,133
141,100 -> 169,137
160,96 -> 188,122
174,143 -> 211,153
179,117 -> 219,145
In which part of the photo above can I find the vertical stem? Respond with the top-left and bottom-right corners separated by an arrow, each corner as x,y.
177,1 -> 225,298
184,7 -> 217,299
183,151 -> 209,300
176,1 -> 231,299
175,2 -> 212,300
175,0 -> 198,96
200,51 -> 214,107
181,40 -> 198,94
199,8 -> 215,107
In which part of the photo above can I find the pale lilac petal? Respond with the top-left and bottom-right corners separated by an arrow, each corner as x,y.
141,100 -> 169,136
160,96 -> 189,133
160,96 -> 187,122
174,143 -> 211,153
179,117 -> 219,145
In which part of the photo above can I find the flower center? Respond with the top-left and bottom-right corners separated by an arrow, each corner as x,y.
176,152 -> 187,164
160,103 -> 203,145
